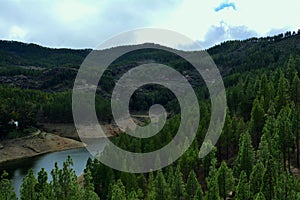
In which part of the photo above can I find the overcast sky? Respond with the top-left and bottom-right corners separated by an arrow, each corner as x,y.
0,0 -> 299,49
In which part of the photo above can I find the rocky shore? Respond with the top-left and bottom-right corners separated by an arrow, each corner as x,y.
0,131 -> 85,164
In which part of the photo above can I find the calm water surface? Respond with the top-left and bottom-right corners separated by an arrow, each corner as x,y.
0,138 -> 107,197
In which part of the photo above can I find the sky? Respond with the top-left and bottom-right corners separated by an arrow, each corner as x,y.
0,0 -> 299,49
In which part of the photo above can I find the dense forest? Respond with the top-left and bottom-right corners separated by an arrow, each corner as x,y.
0,30 -> 300,199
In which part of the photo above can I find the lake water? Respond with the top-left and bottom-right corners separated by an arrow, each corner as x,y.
0,138 -> 107,198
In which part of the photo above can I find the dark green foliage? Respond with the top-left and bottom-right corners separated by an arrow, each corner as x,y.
254,192 -> 266,200
291,74 -> 300,167
276,72 -> 290,112
258,104 -> 280,165
205,156 -> 220,200
154,170 -> 170,200
20,169 -> 38,200
145,172 -> 156,200
249,97 -> 265,148
234,131 -> 255,178
0,40 -> 89,68
2,31 -> 300,200
193,187 -> 203,200
217,161 -> 235,200
258,74 -> 274,112
277,105 -> 294,171
261,158 -> 278,200
82,170 -> 99,200
235,171 -> 250,200
15,157 -> 101,200
186,170 -> 202,199
170,165 -> 186,200
111,179 -> 126,200
35,168 -> 52,199
50,156 -> 81,199
249,161 -> 265,196
0,171 -> 17,200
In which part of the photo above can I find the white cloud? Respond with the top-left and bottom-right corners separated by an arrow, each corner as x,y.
8,26 -> 28,40
154,0 -> 299,48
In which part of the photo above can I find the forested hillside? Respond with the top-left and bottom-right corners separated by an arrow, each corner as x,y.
0,31 -> 300,199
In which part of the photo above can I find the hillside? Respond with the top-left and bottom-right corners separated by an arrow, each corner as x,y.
0,30 -> 300,200
0,31 -> 300,92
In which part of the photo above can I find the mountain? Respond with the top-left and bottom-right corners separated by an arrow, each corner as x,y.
208,31 -> 300,74
0,40 -> 90,68
1,30 -> 300,77
1,31 -> 300,200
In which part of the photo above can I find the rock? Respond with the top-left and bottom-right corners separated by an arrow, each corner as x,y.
0,143 -> 4,149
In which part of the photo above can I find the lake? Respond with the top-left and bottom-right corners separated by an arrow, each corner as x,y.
0,138 -> 107,197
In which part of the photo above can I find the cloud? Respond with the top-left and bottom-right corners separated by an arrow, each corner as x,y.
7,26 -> 27,40
199,22 -> 258,49
0,0 -> 299,49
267,28 -> 290,37
0,0 -> 181,48
214,1 -> 237,12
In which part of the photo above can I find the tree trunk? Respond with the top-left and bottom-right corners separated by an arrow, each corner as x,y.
283,151 -> 286,171
288,150 -> 291,172
226,143 -> 229,161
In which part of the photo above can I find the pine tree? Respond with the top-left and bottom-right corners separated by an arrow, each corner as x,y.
277,105 -> 293,171
127,190 -> 139,200
111,179 -> 126,200
291,73 -> 300,105
217,161 -> 235,200
136,174 -> 147,197
258,74 -> 274,112
218,112 -> 233,160
50,156 -> 81,200
235,171 -> 250,200
205,157 -> 220,200
276,72 -> 290,112
154,170 -> 170,200
261,158 -> 278,200
186,170 -> 201,199
201,144 -> 217,177
82,169 -> 99,200
285,56 -> 297,84
258,103 -> 281,165
291,73 -> 300,167
178,145 -> 198,177
249,161 -> 265,196
145,172 -> 156,200
35,168 -> 53,200
165,166 -> 174,186
234,131 -> 255,178
254,192 -> 266,200
51,162 -> 63,199
20,169 -> 38,200
120,172 -> 138,193
0,171 -> 17,200
91,161 -> 115,199
249,97 -> 265,148
193,186 -> 203,200
274,172 -> 295,200
170,165 -> 186,200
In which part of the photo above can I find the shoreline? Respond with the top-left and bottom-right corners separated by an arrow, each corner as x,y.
0,122 -> 123,165
0,131 -> 85,165
0,145 -> 86,166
